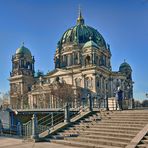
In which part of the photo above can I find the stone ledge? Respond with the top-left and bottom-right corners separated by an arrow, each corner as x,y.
125,123 -> 148,148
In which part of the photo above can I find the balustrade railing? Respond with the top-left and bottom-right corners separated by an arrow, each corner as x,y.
0,122 -> 18,137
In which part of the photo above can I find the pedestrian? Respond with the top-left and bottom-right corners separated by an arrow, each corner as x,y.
0,119 -> 3,135
118,89 -> 123,110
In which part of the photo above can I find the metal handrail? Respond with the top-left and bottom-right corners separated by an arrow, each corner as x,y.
0,123 -> 18,136
38,106 -> 64,125
38,113 -> 51,123
37,107 -> 65,133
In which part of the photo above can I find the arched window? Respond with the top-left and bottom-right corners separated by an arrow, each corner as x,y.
85,55 -> 91,66
85,77 -> 93,89
75,78 -> 81,87
96,77 -> 100,88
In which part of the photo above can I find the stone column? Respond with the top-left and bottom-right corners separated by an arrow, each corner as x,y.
78,52 -> 80,64
31,114 -> 38,140
73,52 -> 75,65
17,122 -> 22,136
64,102 -> 70,123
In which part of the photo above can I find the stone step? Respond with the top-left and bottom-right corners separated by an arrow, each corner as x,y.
112,111 -> 148,114
114,110 -> 148,113
72,125 -> 143,131
73,127 -> 140,134
144,136 -> 148,140
92,124 -> 144,128
136,144 -> 148,148
113,114 -> 148,117
62,130 -> 136,138
101,120 -> 148,124
51,139 -> 121,148
79,134 -> 131,143
71,127 -> 141,133
141,139 -> 148,144
109,118 -> 148,122
82,130 -> 137,137
110,117 -> 148,120
76,122 -> 146,128
96,122 -> 146,126
65,137 -> 128,147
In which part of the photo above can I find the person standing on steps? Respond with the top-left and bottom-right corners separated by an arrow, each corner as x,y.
117,87 -> 123,110
0,119 -> 3,134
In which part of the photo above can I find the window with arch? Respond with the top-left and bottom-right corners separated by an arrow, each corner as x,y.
85,77 -> 93,89
85,55 -> 91,66
75,78 -> 81,87
96,77 -> 100,88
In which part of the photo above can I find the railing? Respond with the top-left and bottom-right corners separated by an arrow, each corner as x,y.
0,123 -> 18,137
22,120 -> 32,139
37,107 -> 65,134
21,100 -> 95,140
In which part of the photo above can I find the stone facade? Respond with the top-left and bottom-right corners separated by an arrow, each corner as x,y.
9,11 -> 133,109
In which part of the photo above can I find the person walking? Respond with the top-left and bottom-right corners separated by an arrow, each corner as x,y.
117,88 -> 123,110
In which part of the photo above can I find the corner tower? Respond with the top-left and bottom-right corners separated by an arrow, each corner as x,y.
119,60 -> 133,100
9,43 -> 35,109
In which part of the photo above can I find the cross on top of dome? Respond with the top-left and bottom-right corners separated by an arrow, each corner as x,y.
77,6 -> 85,25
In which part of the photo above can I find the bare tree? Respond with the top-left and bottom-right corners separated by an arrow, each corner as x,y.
0,92 -> 10,109
142,100 -> 148,107
134,100 -> 142,108
50,82 -> 82,108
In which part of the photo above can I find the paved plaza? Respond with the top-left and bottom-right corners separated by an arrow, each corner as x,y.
0,137 -> 77,148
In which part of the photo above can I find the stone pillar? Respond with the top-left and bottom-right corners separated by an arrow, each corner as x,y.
64,102 -> 70,123
78,52 -> 80,64
17,122 -> 22,136
31,114 -> 38,140
93,75 -> 96,92
51,113 -> 54,126
92,52 -> 95,65
73,52 -> 75,65
81,74 -> 85,88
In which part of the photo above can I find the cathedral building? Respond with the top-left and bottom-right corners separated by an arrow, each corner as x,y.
9,11 -> 133,109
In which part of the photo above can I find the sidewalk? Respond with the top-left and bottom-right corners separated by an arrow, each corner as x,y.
0,137 -> 77,148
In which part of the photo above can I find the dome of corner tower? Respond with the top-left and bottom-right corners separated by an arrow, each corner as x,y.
16,43 -> 32,57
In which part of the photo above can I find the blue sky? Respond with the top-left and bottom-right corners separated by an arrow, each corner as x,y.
0,0 -> 148,100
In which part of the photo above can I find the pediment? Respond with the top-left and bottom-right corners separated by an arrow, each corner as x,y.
48,68 -> 71,77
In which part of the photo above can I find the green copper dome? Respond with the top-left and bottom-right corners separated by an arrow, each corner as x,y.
58,11 -> 107,49
16,43 -> 32,57
119,61 -> 132,72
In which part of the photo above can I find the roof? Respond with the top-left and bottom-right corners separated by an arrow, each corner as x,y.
16,44 -> 32,57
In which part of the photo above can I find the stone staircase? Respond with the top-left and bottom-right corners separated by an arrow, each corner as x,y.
136,132 -> 148,148
50,110 -> 148,148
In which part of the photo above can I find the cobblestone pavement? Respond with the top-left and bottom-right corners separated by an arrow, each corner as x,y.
0,137 -> 77,148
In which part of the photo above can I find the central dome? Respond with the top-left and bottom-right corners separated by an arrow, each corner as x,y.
58,11 -> 107,49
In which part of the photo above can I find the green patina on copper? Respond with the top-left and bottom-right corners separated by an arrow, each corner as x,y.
16,43 -> 32,56
58,11 -> 107,49
119,61 -> 132,72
